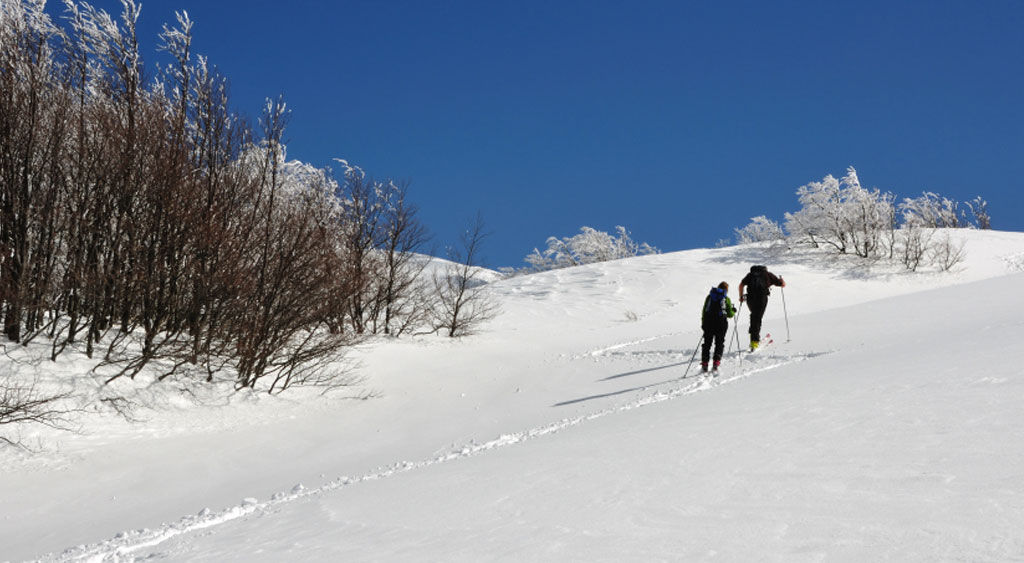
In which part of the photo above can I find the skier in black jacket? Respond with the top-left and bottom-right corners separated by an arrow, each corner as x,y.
700,282 -> 736,373
738,265 -> 785,351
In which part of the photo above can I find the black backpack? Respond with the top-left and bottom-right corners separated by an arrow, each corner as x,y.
746,265 -> 769,297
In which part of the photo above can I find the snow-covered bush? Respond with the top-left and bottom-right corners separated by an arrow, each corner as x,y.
734,216 -> 785,244
967,196 -> 991,230
900,192 -> 966,229
519,226 -> 659,273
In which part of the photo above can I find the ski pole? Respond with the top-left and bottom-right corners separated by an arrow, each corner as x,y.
731,300 -> 745,365
781,285 -> 791,342
728,300 -> 744,355
683,334 -> 704,378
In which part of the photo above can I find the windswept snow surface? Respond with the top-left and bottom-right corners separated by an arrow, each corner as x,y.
4,229 -> 1024,562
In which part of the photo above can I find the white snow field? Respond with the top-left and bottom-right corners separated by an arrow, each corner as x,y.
3,229 -> 1024,562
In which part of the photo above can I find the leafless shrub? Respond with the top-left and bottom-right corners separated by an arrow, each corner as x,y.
894,224 -> 933,272
334,168 -> 431,336
376,182 -> 431,336
929,232 -> 967,272
430,215 -> 500,337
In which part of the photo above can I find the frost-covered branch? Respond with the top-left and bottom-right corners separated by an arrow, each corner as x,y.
735,216 -> 785,244
517,226 -> 659,273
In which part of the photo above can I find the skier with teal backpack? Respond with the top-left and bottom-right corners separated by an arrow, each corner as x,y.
700,281 -> 737,373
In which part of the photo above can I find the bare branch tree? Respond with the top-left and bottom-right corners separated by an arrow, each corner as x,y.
928,231 -> 967,272
430,214 -> 500,338
377,180 -> 430,335
336,167 -> 386,335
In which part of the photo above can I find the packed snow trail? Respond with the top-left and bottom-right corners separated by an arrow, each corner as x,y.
30,350 -> 819,563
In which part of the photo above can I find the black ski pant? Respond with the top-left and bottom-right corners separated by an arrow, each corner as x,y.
746,295 -> 768,342
701,322 -> 727,364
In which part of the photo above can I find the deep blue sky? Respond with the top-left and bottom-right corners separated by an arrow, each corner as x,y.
54,0 -> 1024,268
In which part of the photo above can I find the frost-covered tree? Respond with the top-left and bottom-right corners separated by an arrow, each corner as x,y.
900,192 -> 965,229
843,179 -> 896,259
521,226 -> 658,272
734,216 -> 785,244
740,166 -> 979,272
783,171 -> 847,252
966,196 -> 991,230
783,167 -> 895,258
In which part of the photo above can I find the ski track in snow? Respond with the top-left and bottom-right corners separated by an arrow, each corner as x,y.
575,332 -> 683,358
31,348 -> 825,563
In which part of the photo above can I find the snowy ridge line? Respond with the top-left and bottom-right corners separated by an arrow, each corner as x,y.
30,352 -> 819,563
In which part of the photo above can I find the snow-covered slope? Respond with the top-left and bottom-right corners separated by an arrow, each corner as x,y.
4,229 -> 1024,562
